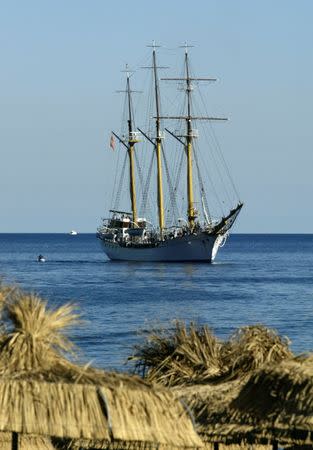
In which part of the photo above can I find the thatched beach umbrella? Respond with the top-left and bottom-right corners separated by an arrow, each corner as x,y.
173,380 -> 275,450
183,355 -> 313,449
220,325 -> 293,382
130,322 -> 223,386
129,322 -> 293,449
0,290 -> 203,450
173,380 -> 245,445
0,432 -> 54,450
225,354 -> 313,447
130,322 -> 292,387
0,378 -> 202,449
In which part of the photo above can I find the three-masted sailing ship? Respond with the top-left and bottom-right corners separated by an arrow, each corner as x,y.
97,44 -> 243,262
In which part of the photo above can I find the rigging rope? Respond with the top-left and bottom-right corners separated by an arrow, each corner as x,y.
208,120 -> 241,200
111,140 -> 122,210
140,150 -> 155,216
194,139 -> 225,217
194,148 -> 212,222
134,151 -> 145,204
196,86 -> 240,203
113,151 -> 128,211
161,144 -> 180,225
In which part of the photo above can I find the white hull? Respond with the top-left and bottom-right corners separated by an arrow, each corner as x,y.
99,232 -> 222,262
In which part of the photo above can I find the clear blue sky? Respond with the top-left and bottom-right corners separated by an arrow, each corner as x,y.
0,0 -> 312,232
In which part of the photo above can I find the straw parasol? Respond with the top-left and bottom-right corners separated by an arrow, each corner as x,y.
173,380 -> 245,445
0,378 -> 202,449
173,380 -> 273,450
0,289 -> 203,450
129,322 -> 293,387
225,354 -> 313,446
161,325 -> 293,450
0,432 -> 54,450
129,321 -> 222,386
220,325 -> 293,382
182,355 -> 313,449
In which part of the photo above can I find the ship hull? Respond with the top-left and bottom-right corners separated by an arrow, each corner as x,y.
99,232 -> 222,262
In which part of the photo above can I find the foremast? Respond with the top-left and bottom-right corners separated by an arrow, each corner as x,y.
126,73 -> 138,225
112,68 -> 139,226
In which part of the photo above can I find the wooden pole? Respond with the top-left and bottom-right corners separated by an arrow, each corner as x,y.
272,441 -> 278,450
12,432 -> 18,450
128,143 -> 138,225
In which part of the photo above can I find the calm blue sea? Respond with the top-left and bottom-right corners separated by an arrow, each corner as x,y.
0,233 -> 312,370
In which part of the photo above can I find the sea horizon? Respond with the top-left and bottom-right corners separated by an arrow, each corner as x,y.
0,232 -> 312,235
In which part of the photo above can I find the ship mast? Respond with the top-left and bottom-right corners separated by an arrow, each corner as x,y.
152,47 -> 165,232
126,70 -> 138,225
139,43 -> 166,233
185,48 -> 196,229
161,44 -> 227,229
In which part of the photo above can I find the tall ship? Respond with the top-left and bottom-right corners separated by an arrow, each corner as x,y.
97,44 -> 243,262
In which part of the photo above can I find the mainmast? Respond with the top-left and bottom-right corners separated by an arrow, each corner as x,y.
152,46 -> 165,232
139,43 -> 166,233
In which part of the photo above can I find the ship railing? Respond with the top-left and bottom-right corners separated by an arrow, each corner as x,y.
97,225 -> 109,234
202,218 -> 220,232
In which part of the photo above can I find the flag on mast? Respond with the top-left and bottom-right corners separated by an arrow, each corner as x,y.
109,134 -> 115,150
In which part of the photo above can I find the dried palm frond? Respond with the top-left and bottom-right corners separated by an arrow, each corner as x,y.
220,325 -> 293,381
231,354 -> 313,422
0,379 -> 202,449
0,288 -> 204,450
0,431 -> 56,449
5,292 -> 80,352
0,293 -> 81,379
185,355 -> 313,447
129,321 -> 222,387
0,283 -> 16,326
129,323 -> 293,389
0,291 -> 152,388
204,445 -> 271,450
173,380 -> 267,446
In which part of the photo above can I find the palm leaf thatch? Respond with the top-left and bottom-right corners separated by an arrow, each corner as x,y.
0,380 -> 108,440
226,354 -> 313,445
173,380 -> 244,444
0,432 -> 54,450
173,380 -> 272,446
182,355 -> 313,447
0,292 -> 148,386
0,289 -> 203,449
130,322 -> 222,386
0,379 -> 203,448
220,325 -> 293,382
0,293 -> 80,378
205,446 -> 270,450
129,322 -> 292,387
0,283 -> 14,332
